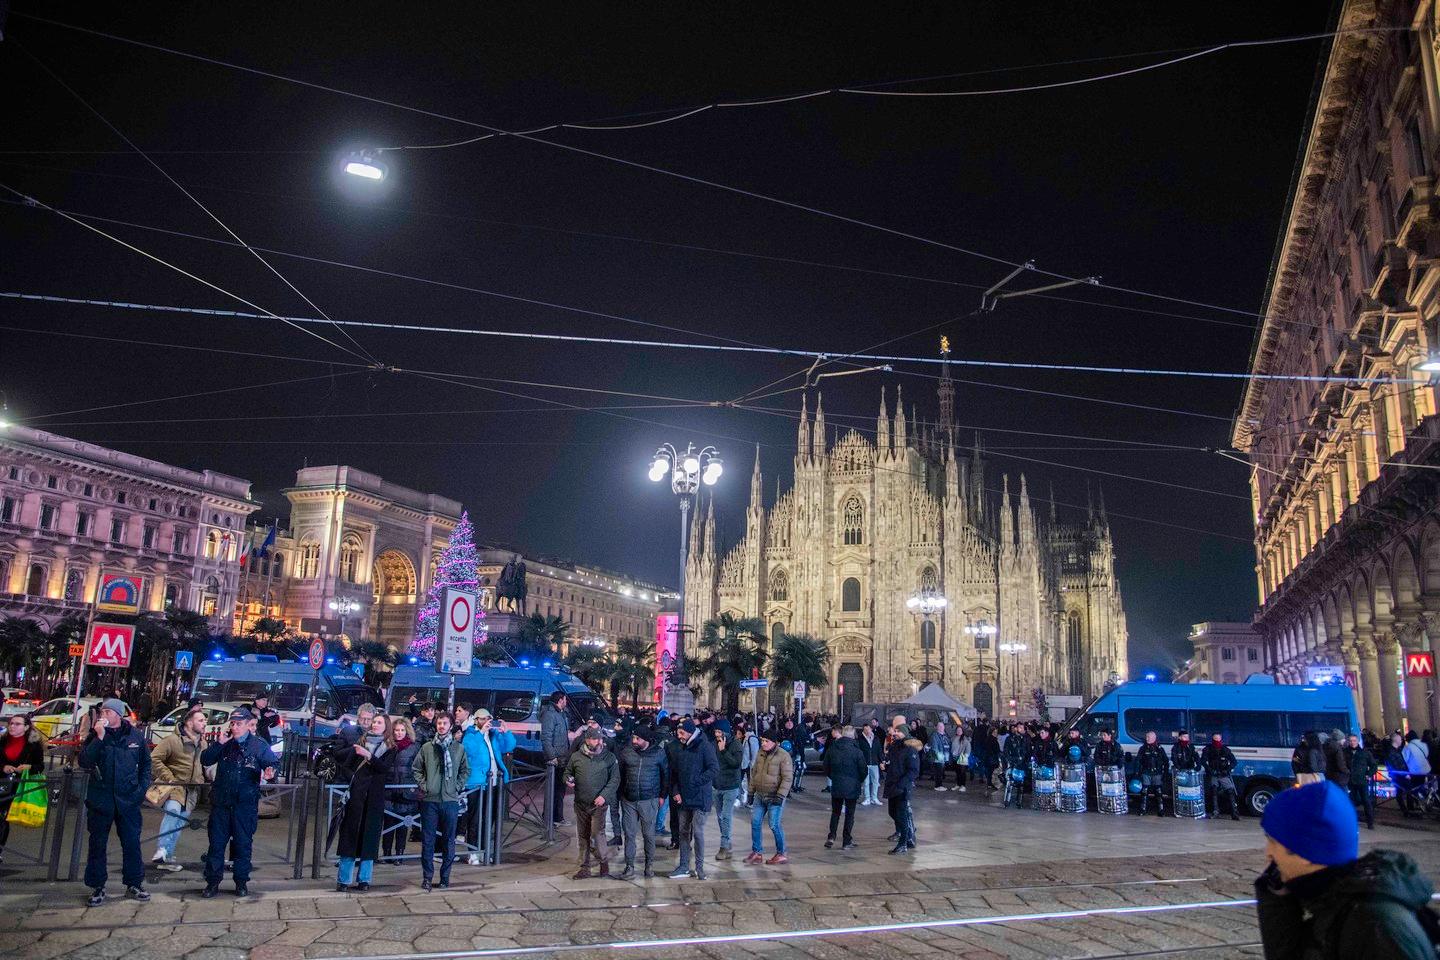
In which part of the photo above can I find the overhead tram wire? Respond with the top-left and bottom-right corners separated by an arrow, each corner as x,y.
13,43 -> 379,368
0,169 -> 1366,345
0,184 -> 373,365
4,293 -> 1419,390
15,14 -> 1387,324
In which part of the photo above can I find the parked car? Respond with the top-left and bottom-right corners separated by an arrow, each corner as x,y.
1,688 -> 43,717
146,702 -> 243,746
28,697 -> 140,739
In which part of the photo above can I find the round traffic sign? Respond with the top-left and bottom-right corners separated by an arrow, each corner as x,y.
448,593 -> 473,634
309,639 -> 325,671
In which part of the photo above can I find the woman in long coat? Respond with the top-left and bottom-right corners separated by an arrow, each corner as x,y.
336,713 -> 396,891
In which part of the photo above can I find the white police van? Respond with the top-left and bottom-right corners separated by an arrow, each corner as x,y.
1065,676 -> 1360,816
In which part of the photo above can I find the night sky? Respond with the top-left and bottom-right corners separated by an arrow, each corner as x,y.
0,3 -> 1335,673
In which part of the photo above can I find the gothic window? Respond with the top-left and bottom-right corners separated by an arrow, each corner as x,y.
25,563 -> 45,596
769,568 -> 790,603
204,530 -> 220,559
843,495 -> 864,545
63,569 -> 84,602
771,621 -> 785,642
841,577 -> 861,612
299,539 -> 321,579
920,565 -> 938,593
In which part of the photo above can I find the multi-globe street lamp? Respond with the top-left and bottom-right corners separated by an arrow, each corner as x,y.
999,641 -> 1028,716
328,596 -> 361,644
906,588 -> 947,686
648,443 -> 722,698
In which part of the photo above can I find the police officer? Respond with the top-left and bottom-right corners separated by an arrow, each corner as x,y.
1201,732 -> 1240,821
200,707 -> 278,898
1171,730 -> 1200,771
1135,731 -> 1169,817
1031,726 -> 1060,769
1092,729 -> 1124,768
1001,723 -> 1030,808
1061,728 -> 1090,764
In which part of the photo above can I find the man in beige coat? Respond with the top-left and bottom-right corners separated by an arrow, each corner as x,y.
148,706 -> 207,870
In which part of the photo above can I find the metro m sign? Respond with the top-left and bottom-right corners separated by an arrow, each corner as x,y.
86,622 -> 136,668
1405,651 -> 1436,679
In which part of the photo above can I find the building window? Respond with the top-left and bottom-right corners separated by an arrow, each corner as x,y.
340,537 -> 362,583
116,491 -> 126,505
1221,647 -> 1235,662
25,563 -> 45,596
39,503 -> 56,530
142,524 -> 157,549
64,569 -> 84,602
842,495 -> 864,545
1247,647 -> 1259,663
76,511 -> 92,537
1408,116 -> 1430,177
200,575 -> 220,617
920,565 -> 938,593
771,621 -> 786,642
164,583 -> 179,610
148,498 -> 157,511
6,467 -> 16,480
0,558 -> 8,592
110,517 -> 127,544
769,568 -> 790,603
841,577 -> 861,612
299,540 -> 321,579
0,497 -> 14,523
172,530 -> 186,554
46,475 -> 57,490
83,483 -> 92,497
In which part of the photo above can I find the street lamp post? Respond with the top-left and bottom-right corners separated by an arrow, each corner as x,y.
649,442 -> 722,711
328,596 -> 360,646
999,642 -> 1028,717
964,620 -> 997,716
906,588 -> 947,686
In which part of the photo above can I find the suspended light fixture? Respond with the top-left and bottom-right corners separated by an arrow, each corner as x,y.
343,150 -> 386,181
1420,351 -> 1440,373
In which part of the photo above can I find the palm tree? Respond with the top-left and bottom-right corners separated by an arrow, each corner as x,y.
563,642 -> 614,692
770,632 -> 831,715
0,616 -> 46,687
249,616 -> 289,646
695,613 -> 768,714
353,640 -> 398,685
517,613 -> 569,661
135,609 -> 212,703
607,635 -> 656,710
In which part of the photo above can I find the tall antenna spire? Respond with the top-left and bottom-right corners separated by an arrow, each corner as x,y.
937,334 -> 955,444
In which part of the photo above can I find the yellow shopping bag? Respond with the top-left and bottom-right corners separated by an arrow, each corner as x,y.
7,773 -> 48,828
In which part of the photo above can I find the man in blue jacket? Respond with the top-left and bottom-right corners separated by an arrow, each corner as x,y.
459,708 -> 516,865
79,698 -> 152,906
668,719 -> 717,880
199,707 -> 278,898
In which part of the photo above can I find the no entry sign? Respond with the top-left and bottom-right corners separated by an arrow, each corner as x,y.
440,587 -> 476,675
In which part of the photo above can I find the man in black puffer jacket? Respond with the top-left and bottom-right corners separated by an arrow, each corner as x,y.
617,725 -> 666,879
78,698 -> 152,906
883,728 -> 921,854
1135,731 -> 1169,817
1257,781 -> 1437,959
824,725 -> 869,850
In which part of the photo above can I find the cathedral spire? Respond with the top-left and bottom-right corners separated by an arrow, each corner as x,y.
1048,481 -> 1057,525
813,392 -> 825,462
704,489 -> 716,551
938,335 -> 955,445
893,385 -> 907,451
1018,474 -> 1036,545
876,386 -> 890,459
797,394 -> 811,464
1097,482 -> 1109,530
750,444 -> 763,510
1000,474 -> 1015,547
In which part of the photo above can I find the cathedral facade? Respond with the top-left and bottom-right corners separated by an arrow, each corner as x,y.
684,374 -> 1128,715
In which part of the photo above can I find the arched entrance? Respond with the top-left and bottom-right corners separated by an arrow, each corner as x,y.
973,681 -> 994,719
372,550 -> 418,651
837,662 -> 864,713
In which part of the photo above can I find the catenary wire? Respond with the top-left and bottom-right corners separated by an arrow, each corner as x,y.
15,371 -> 366,424
1,292 -> 1415,387
11,12 -> 1309,323
13,43 -> 379,367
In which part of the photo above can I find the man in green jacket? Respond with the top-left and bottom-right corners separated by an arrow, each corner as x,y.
1257,780 -> 1436,959
413,712 -> 468,891
564,727 -> 619,879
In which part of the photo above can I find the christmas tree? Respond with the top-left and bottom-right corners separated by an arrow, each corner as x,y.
410,510 -> 483,663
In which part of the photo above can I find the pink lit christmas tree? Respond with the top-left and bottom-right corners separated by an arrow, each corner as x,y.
410,510 -> 482,663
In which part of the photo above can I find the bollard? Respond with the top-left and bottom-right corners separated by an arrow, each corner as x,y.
291,775 -> 311,881
543,764 -> 555,843
46,767 -> 71,882
67,769 -> 89,882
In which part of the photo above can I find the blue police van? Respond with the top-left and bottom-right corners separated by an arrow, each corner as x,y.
1065,677 -> 1360,816
385,663 -> 612,758
194,655 -> 384,738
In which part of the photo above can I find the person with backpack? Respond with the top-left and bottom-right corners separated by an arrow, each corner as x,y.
1256,780 -> 1437,959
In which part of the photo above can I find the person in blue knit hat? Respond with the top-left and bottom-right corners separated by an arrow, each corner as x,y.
1256,780 -> 1436,958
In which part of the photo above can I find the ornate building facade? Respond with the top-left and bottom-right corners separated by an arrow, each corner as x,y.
233,465 -> 461,652
684,374 -> 1129,714
1233,0 -> 1440,734
1,424 -> 256,632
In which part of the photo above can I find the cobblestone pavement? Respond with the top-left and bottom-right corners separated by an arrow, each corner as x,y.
3,784 -> 1436,960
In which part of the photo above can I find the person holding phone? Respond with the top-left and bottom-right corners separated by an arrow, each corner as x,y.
199,707 -> 277,899
459,708 -> 516,865
79,698 -> 151,906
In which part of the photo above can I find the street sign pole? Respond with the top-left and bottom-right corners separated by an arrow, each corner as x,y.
307,638 -> 325,747
439,587 -> 477,713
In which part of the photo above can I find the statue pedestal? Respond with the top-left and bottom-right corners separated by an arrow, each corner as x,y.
661,680 -> 695,716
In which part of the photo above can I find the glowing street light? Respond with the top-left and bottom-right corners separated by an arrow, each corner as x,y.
649,442 -> 722,702
343,150 -> 386,181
